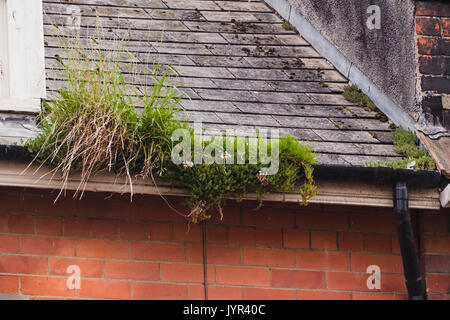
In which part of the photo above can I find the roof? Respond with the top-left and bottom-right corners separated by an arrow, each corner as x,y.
1,0 -> 404,167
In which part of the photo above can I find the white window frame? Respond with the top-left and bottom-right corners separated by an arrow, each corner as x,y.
0,0 -> 45,113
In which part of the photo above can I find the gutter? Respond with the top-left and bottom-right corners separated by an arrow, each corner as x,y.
0,145 -> 444,299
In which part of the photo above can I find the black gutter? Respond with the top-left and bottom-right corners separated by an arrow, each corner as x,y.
1,145 -> 446,299
313,164 -> 442,188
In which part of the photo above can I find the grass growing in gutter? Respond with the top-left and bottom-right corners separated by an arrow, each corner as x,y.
26,30 -> 318,223
366,128 -> 435,170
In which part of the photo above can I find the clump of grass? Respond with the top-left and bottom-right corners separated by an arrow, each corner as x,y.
26,26 -> 318,223
26,33 -> 185,199
343,85 -> 376,111
282,20 -> 295,31
366,128 -> 435,170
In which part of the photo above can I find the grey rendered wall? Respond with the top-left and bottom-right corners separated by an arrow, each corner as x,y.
284,0 -> 418,116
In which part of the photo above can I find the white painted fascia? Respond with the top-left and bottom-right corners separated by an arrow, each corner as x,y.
264,0 -> 416,132
440,184 -> 450,208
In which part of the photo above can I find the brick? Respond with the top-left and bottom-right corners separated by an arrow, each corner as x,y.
132,242 -> 184,262
424,255 -> 450,273
298,290 -> 351,300
0,194 -> 20,214
351,253 -> 403,274
206,225 -> 228,244
147,222 -> 173,241
161,263 -> 204,283
426,274 -> 450,294
186,244 -> 240,265
416,17 -> 441,36
63,218 -> 91,237
0,275 -> 19,294
91,220 -> 118,239
255,228 -> 282,247
272,269 -> 325,289
21,276 -> 76,297
106,261 -> 159,281
365,234 -> 391,253
422,76 -> 450,93
443,18 -> 450,37
229,226 -> 255,246
242,207 -> 294,228
0,255 -> 47,274
216,266 -> 270,286
416,2 -> 450,17
49,257 -> 104,278
22,236 -> 75,256
417,37 -> 442,55
0,235 -> 20,253
209,206 -> 241,225
35,217 -> 63,236
422,214 -> 449,233
133,200 -> 188,223
133,283 -> 186,300
419,56 -> 448,76
349,215 -> 396,233
9,215 -> 35,234
424,235 -> 450,254
77,239 -> 129,259
119,221 -> 146,240
0,214 -> 8,232
296,251 -> 349,271
208,286 -> 242,300
173,223 -> 201,242
242,247 -> 295,267
22,195 -> 76,217
352,293 -> 407,300
283,229 -> 309,249
296,212 -> 348,230
78,197 -> 131,220
339,232 -> 363,251
311,231 -> 337,250
326,272 -> 369,291
188,285 -> 205,300
243,288 -> 296,300
79,279 -> 131,299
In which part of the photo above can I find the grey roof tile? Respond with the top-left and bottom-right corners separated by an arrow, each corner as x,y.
34,0 -> 402,167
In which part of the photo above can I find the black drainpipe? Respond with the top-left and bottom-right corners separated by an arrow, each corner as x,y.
393,182 -> 426,300
314,165 -> 443,300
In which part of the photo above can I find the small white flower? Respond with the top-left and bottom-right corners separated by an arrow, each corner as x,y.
182,160 -> 194,169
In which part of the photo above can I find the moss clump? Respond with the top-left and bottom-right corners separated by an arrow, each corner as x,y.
166,136 -> 317,222
282,21 -> 295,31
343,85 -> 376,111
366,128 -> 435,170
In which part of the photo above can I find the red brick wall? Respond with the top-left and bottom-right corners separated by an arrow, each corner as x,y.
0,187 -> 448,300
419,210 -> 450,299
415,1 -> 449,95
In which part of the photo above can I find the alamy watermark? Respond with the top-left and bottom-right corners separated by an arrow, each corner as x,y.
171,122 -> 280,176
367,5 -> 381,30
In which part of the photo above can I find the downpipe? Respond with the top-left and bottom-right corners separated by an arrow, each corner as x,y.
393,182 -> 426,300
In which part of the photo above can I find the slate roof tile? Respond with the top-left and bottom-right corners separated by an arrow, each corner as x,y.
0,0 -> 402,167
